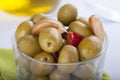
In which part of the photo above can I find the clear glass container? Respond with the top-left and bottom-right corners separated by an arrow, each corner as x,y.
12,15 -> 108,80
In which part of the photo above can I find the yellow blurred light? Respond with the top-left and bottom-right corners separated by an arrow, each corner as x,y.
0,0 -> 60,16
0,0 -> 30,10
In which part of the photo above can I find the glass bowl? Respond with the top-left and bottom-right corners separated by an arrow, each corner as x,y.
12,15 -> 108,80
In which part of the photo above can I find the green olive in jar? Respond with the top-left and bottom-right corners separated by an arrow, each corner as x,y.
39,28 -> 63,53
78,35 -> 102,60
17,64 -> 31,80
15,20 -> 33,42
30,13 -> 47,24
30,52 -> 55,76
17,35 -> 42,57
76,17 -> 89,26
29,74 -> 49,80
69,21 -> 92,37
49,69 -> 70,80
58,45 -> 79,74
57,4 -> 77,26
72,64 -> 94,80
18,56 -> 31,70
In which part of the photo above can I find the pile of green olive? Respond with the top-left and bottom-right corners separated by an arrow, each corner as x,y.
15,3 -> 104,80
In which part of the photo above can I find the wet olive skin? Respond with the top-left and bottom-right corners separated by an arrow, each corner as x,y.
78,35 -> 102,60
58,45 -> 79,63
57,4 -> 77,26
15,20 -> 33,42
39,28 -> 63,53
76,17 -> 89,26
17,35 -> 42,57
30,13 -> 47,24
69,21 -> 92,37
58,45 -> 79,74
30,52 -> 55,76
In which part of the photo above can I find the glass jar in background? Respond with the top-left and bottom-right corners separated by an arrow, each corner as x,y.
0,0 -> 60,16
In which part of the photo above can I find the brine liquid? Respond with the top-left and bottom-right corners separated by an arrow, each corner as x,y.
0,0 -> 60,16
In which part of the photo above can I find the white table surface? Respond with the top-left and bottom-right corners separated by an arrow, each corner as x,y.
0,0 -> 120,79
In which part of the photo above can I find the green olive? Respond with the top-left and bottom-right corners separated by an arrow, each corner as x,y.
57,4 -> 77,26
17,65 -> 31,80
72,64 -> 94,80
49,69 -> 70,80
76,17 -> 89,26
78,35 -> 102,60
18,56 -> 31,70
30,52 -> 55,76
58,45 -> 79,74
30,13 -> 47,24
69,21 -> 92,37
39,28 -> 63,53
29,74 -> 49,80
34,52 -> 55,62
15,20 -> 33,42
17,35 -> 42,57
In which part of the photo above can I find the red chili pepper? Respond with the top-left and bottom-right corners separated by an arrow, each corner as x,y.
67,31 -> 84,47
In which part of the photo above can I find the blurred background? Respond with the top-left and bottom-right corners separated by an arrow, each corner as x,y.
0,0 -> 120,79
0,0 -> 60,16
